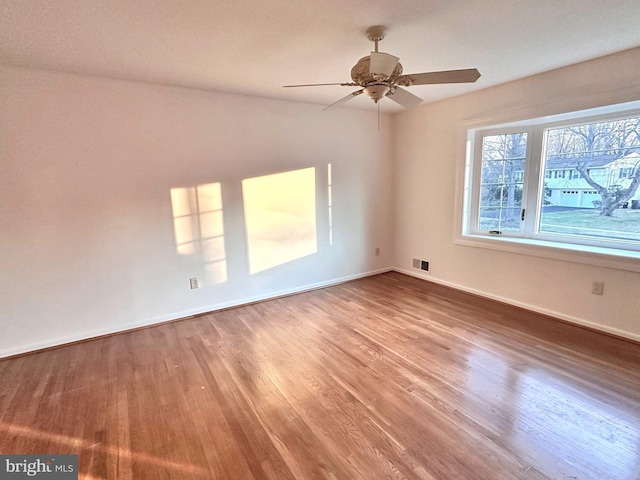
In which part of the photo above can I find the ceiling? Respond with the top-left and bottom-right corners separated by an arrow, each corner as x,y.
2,0 -> 640,112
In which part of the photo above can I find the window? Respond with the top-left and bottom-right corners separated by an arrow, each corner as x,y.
620,167 -> 634,178
477,132 -> 527,233
462,102 -> 640,259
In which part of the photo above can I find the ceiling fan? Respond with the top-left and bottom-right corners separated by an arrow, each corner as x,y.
284,26 -> 481,110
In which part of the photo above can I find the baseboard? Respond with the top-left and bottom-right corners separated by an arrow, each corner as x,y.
0,267 -> 393,360
393,267 -> 640,344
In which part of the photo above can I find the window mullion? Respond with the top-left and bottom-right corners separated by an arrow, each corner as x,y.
523,126 -> 544,238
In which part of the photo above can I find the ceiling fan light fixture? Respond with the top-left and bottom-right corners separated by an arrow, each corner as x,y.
364,84 -> 390,102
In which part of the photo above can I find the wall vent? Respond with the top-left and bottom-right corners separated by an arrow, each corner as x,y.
412,258 -> 430,273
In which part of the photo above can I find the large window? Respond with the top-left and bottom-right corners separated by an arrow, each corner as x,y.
462,102 -> 640,258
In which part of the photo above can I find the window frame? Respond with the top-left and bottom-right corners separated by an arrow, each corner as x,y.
469,126 -> 534,238
457,100 -> 640,273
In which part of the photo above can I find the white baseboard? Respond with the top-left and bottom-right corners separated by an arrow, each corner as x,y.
394,267 -> 640,344
0,267 -> 393,359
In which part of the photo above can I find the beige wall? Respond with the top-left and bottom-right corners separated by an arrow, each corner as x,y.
0,66 -> 393,357
392,48 -> 640,341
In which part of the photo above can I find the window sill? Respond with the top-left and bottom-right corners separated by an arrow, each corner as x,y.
455,234 -> 640,273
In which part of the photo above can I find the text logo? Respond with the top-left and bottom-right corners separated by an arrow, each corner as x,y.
0,455 -> 78,479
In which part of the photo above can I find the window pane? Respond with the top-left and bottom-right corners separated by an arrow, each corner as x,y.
478,133 -> 526,232
539,117 -> 640,243
479,207 -> 521,231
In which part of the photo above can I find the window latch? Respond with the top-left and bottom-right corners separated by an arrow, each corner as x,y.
521,209 -> 526,221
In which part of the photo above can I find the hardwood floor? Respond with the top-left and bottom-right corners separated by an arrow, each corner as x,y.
1,272 -> 639,479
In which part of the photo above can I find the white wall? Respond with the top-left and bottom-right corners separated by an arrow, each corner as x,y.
393,48 -> 640,341
0,66 -> 393,358
4,47 -> 640,359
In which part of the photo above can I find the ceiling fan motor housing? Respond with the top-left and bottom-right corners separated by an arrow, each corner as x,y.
351,56 -> 403,85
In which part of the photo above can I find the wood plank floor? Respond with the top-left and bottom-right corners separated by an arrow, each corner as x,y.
1,272 -> 640,479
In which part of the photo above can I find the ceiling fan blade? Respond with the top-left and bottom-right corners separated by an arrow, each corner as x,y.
399,68 -> 481,85
283,82 -> 356,88
386,87 -> 423,109
370,52 -> 399,77
323,90 -> 364,111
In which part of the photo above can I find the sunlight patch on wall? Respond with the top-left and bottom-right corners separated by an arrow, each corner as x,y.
242,168 -> 317,274
170,183 -> 227,284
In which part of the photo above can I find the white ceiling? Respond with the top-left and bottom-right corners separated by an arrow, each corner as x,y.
2,0 -> 640,112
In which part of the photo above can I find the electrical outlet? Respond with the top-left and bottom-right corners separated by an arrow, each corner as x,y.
375,247 -> 380,256
190,277 -> 199,289
591,281 -> 604,295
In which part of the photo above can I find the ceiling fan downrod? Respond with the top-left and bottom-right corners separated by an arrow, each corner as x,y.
366,25 -> 386,53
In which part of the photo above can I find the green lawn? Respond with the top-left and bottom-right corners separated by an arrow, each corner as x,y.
540,209 -> 640,241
